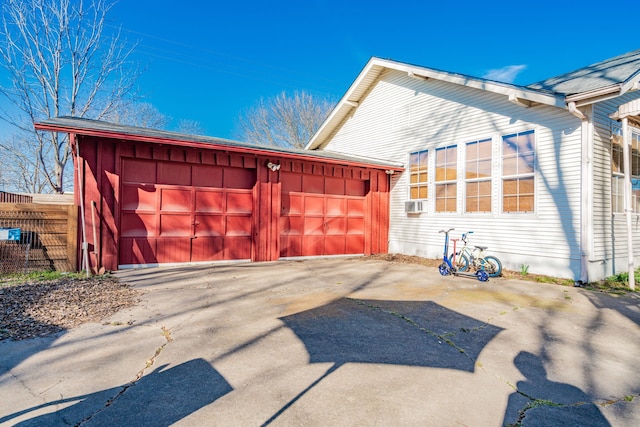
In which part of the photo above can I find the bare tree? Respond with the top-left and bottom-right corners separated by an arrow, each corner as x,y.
105,101 -> 169,129
175,119 -> 205,135
0,0 -> 140,193
236,90 -> 335,149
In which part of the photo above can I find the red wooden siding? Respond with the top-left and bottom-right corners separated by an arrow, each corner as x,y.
75,135 -> 391,271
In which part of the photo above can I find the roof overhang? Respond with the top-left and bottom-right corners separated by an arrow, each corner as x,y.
306,57 -> 565,150
34,117 -> 403,172
566,69 -> 640,107
609,99 -> 640,127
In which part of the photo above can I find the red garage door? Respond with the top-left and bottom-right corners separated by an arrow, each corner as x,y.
119,159 -> 255,266
280,172 -> 367,257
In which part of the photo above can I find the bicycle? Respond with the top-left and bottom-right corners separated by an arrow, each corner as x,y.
438,228 -> 489,282
450,231 -> 502,277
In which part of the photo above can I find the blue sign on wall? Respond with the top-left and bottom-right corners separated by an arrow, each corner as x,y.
0,228 -> 21,241
632,178 -> 640,191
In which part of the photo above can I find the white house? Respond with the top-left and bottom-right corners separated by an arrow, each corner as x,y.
307,49 -> 640,283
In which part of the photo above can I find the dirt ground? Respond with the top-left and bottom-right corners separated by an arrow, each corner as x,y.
0,275 -> 140,341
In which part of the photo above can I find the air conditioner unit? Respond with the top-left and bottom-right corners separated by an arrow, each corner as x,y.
405,201 -> 425,213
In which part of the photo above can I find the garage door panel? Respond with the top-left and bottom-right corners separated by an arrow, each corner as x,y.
347,218 -> 365,234
224,236 -> 252,259
280,173 -> 368,258
159,214 -> 192,236
226,215 -> 252,236
120,237 -> 157,265
226,191 -> 253,213
304,217 -> 325,235
121,213 -> 155,237
195,190 -> 224,213
157,238 -> 191,263
324,235 -> 346,255
122,185 -> 157,210
283,194 -> 303,214
280,235 -> 301,258
346,234 -> 365,254
347,199 -> 365,216
160,188 -> 191,211
326,217 -> 346,235
280,216 -> 302,234
302,235 -> 324,256
326,197 -> 346,215
304,196 -> 324,215
194,215 -> 224,236
191,237 -> 224,261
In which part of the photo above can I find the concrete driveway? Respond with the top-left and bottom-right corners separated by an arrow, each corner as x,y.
1,257 -> 639,426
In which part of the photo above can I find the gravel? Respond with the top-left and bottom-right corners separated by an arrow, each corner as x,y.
0,275 -> 140,341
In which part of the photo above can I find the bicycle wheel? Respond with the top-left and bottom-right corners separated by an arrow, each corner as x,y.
480,255 -> 502,277
449,253 -> 470,272
438,262 -> 451,276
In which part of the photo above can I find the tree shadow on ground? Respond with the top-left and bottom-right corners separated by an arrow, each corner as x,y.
1,358 -> 232,426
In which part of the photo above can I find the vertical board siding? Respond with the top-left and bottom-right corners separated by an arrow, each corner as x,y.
325,69 -> 584,278
77,137 -> 391,270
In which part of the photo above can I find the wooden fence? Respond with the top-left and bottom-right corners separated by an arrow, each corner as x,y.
0,203 -> 78,273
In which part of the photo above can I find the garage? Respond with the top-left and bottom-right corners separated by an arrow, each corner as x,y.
34,117 -> 401,272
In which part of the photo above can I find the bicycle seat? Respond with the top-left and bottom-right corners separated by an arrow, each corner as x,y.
474,245 -> 487,251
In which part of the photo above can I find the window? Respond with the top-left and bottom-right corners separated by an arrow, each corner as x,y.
502,130 -> 535,213
435,145 -> 457,212
612,128 -> 640,213
466,138 -> 492,212
409,150 -> 428,200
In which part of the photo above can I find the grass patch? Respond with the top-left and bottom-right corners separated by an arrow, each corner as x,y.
0,270 -> 90,287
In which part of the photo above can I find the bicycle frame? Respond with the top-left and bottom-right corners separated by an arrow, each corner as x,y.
438,228 -> 488,282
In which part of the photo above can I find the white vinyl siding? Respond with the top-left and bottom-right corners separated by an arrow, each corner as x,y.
324,69 -> 584,278
592,91 -> 640,278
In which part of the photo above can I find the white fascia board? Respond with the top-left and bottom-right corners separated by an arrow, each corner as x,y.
306,58 -> 384,150
385,60 -> 564,108
307,57 -> 565,149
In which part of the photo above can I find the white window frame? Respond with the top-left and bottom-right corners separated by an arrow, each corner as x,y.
611,125 -> 640,214
501,129 -> 536,213
465,137 -> 493,213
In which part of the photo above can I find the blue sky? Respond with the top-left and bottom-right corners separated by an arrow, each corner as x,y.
3,0 -> 640,140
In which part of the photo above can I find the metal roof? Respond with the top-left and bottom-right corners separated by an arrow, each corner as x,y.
34,116 -> 403,171
527,48 -> 640,96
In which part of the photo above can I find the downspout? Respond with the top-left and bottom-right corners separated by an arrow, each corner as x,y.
568,102 -> 592,285
622,117 -> 636,290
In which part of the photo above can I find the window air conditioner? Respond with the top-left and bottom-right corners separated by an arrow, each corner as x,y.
405,201 -> 425,213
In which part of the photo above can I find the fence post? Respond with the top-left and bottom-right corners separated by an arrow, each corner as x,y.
67,204 -> 79,272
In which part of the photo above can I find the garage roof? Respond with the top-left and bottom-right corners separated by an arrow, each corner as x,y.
34,116 -> 403,171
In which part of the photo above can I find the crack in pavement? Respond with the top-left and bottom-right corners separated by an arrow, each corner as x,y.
351,298 -> 492,361
507,391 -> 640,427
75,326 -> 174,426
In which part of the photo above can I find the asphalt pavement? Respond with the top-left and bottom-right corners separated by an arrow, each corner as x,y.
1,257 -> 639,426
